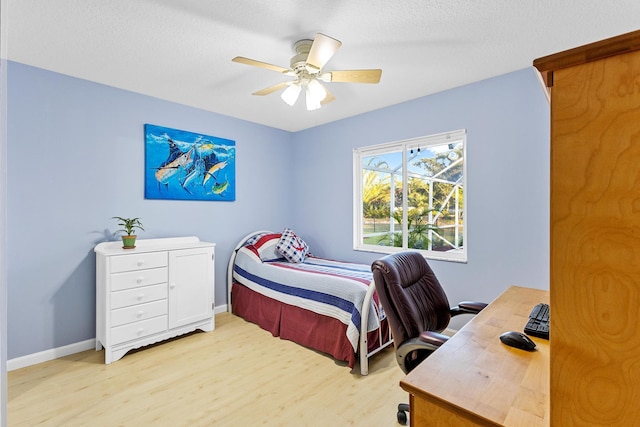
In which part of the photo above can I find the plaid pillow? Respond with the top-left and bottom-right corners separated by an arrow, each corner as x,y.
276,228 -> 309,263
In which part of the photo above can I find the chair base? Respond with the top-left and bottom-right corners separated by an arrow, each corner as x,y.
397,403 -> 409,425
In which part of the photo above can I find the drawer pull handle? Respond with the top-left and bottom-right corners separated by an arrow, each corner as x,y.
136,293 -> 145,301
170,283 -> 176,290
136,311 -> 145,318
136,328 -> 145,336
137,260 -> 144,267
136,276 -> 144,284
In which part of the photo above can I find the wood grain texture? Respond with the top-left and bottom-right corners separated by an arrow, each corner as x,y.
401,286 -> 550,427
550,48 -> 640,426
533,29 -> 640,86
8,313 -> 406,426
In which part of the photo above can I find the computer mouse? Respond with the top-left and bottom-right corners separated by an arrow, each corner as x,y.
499,331 -> 536,351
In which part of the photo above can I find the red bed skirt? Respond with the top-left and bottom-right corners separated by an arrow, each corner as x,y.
231,281 -> 388,369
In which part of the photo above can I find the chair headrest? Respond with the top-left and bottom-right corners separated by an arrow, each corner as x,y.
371,251 -> 430,289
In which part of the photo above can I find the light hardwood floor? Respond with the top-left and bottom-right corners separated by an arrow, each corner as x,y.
8,312 -> 407,426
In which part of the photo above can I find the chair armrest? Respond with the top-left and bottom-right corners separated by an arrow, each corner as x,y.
418,330 -> 449,348
396,332 -> 450,374
398,333 -> 447,356
450,301 -> 488,316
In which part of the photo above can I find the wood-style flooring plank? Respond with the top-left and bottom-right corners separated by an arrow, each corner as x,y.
9,313 -> 406,426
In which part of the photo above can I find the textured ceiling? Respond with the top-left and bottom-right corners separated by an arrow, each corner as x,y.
5,0 -> 640,132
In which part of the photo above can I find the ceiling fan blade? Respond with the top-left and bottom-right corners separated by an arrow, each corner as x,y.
328,69 -> 382,84
321,87 -> 336,105
252,81 -> 290,96
306,33 -> 342,72
232,56 -> 290,74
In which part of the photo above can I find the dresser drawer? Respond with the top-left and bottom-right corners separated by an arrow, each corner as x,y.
110,315 -> 168,345
110,252 -> 167,273
110,267 -> 167,291
111,300 -> 168,327
111,283 -> 167,310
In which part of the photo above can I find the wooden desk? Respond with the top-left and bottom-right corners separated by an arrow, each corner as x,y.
400,286 -> 549,427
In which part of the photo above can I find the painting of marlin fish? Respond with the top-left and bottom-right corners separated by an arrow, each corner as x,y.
154,144 -> 194,184
145,124 -> 236,201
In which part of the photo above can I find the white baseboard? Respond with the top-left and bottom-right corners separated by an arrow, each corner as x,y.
7,304 -> 230,371
7,339 -> 95,371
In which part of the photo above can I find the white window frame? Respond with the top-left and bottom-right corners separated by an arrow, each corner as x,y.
353,129 -> 467,263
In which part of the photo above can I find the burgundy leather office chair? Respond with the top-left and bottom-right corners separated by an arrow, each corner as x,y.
371,251 -> 487,424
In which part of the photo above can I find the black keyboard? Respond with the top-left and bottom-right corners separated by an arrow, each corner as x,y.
524,303 -> 549,339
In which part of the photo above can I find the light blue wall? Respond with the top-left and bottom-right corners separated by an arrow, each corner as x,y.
7,62 -> 293,359
6,62 -> 550,359
291,68 -> 550,324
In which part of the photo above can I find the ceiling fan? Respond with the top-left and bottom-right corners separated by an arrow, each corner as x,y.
232,33 -> 382,111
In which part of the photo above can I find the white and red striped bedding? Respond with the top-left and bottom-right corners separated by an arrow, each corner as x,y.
232,245 -> 382,353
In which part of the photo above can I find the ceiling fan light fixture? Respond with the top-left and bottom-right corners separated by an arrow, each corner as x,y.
307,79 -> 327,101
305,87 -> 322,111
281,82 -> 301,106
305,79 -> 327,111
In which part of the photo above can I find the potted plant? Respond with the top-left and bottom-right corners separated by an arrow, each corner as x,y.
112,216 -> 144,249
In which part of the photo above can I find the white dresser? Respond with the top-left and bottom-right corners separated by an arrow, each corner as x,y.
95,236 -> 215,364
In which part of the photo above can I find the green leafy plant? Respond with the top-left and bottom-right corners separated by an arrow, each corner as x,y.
389,209 -> 440,249
112,217 -> 144,236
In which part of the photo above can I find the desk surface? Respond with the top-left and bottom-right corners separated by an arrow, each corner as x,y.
400,285 -> 549,427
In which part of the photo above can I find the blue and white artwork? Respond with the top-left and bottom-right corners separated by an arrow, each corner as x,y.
145,124 -> 236,201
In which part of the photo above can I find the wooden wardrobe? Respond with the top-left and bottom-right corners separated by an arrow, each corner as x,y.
534,30 -> 640,426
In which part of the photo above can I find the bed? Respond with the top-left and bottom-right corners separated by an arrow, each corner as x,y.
226,229 -> 393,375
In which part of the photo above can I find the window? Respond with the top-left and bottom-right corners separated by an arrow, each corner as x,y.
353,129 -> 467,262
